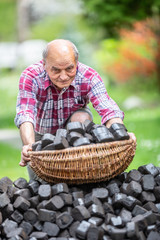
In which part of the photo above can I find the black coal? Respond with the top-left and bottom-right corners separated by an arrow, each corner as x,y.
0,163 -> 160,239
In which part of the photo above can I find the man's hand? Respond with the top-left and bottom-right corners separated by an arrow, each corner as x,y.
105,117 -> 124,128
20,144 -> 32,167
128,132 -> 137,144
105,118 -> 136,144
19,122 -> 35,167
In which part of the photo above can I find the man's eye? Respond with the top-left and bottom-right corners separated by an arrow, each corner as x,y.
52,68 -> 60,73
66,67 -> 73,72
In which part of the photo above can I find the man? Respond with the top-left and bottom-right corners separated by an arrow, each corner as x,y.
15,39 -> 136,181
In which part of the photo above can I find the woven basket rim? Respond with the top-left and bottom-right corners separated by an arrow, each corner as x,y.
29,138 -> 135,156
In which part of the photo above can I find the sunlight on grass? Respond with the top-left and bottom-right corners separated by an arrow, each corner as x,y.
0,142 -> 29,181
125,107 -> 160,171
125,107 -> 160,122
0,71 -> 20,128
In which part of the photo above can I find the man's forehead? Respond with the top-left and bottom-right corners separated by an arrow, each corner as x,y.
46,59 -> 76,68
46,49 -> 76,66
48,41 -> 73,55
52,63 -> 75,68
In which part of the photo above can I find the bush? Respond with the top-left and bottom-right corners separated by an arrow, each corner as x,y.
94,19 -> 158,91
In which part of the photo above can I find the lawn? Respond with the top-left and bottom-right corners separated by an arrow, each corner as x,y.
124,108 -> 160,171
0,71 -> 20,129
0,142 -> 28,181
0,71 -> 160,181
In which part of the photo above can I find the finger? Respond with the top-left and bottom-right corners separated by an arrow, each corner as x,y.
19,144 -> 32,167
22,146 -> 30,157
22,145 -> 32,158
19,154 -> 30,167
19,158 -> 27,167
20,152 -> 31,167
21,151 -> 30,162
128,132 -> 136,142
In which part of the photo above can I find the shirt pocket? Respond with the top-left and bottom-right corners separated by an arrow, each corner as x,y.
71,96 -> 86,111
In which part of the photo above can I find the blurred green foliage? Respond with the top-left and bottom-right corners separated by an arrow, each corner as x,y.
31,15 -> 67,42
82,0 -> 160,37
93,23 -> 158,91
31,14 -> 94,41
0,0 -> 17,41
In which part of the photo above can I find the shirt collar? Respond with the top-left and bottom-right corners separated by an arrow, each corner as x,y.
70,77 -> 77,89
70,64 -> 79,89
44,71 -> 54,90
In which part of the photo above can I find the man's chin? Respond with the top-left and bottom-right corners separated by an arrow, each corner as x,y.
58,80 -> 72,89
56,83 -> 69,90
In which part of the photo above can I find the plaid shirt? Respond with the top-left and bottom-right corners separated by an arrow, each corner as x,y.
15,61 -> 124,134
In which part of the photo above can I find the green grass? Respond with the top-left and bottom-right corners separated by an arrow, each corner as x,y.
0,71 -> 20,128
0,142 -> 28,181
125,108 -> 160,171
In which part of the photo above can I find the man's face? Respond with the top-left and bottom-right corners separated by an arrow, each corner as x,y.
44,48 -> 77,90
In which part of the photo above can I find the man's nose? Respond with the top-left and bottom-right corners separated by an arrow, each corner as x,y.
60,70 -> 68,80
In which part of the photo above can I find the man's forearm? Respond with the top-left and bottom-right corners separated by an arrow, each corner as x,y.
19,122 -> 35,145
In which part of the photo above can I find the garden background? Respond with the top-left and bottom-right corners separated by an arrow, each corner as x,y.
0,0 -> 160,181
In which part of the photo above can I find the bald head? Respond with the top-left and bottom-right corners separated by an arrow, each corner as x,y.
43,39 -> 79,63
43,39 -> 78,90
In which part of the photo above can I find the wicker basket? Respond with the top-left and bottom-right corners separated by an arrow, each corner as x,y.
29,138 -> 136,184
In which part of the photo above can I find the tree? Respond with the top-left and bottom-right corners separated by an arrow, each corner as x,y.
82,0 -> 160,37
17,0 -> 30,42
81,0 -> 160,89
98,20 -> 156,85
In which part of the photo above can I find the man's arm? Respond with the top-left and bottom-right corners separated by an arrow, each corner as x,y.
19,122 -> 35,167
20,122 -> 35,145
87,73 -> 124,125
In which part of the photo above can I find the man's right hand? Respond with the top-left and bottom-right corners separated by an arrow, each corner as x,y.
20,144 -> 32,167
19,122 -> 35,167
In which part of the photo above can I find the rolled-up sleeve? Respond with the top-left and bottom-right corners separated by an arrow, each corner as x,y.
88,73 -> 124,124
14,71 -> 38,128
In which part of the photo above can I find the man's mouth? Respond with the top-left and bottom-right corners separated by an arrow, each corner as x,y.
59,79 -> 70,84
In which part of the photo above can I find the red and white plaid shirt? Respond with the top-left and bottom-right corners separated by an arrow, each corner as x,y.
15,60 -> 124,134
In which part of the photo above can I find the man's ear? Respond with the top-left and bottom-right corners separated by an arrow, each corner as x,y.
43,61 -> 46,70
